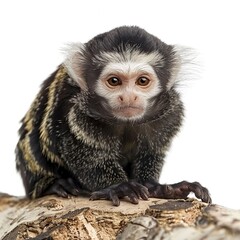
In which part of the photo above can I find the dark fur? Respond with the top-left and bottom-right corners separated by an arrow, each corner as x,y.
16,26 -> 211,204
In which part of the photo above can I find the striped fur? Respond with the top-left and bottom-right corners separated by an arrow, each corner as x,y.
16,26 -> 184,199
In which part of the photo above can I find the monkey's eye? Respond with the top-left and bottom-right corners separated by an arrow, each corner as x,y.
136,77 -> 150,87
107,77 -> 122,87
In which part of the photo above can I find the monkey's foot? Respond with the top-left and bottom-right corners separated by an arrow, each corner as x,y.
144,180 -> 212,204
89,181 -> 149,206
43,178 -> 81,198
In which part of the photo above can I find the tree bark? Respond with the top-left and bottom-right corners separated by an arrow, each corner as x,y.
0,193 -> 239,240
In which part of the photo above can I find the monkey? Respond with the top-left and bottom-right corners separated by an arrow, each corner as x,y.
15,26 -> 211,206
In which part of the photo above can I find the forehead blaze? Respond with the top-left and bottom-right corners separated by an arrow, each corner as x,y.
93,49 -> 164,69
96,49 -> 164,82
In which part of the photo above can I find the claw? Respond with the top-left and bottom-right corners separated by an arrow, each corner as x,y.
109,190 -> 120,206
90,181 -> 149,206
145,180 -> 212,203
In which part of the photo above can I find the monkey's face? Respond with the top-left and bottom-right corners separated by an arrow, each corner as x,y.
95,61 -> 161,121
64,26 -> 181,123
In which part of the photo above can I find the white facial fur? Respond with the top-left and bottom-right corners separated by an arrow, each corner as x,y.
63,44 -> 193,93
93,49 -> 164,68
63,44 -> 189,120
95,59 -> 161,121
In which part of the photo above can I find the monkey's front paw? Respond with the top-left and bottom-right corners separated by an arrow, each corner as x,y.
145,180 -> 212,204
89,181 -> 149,206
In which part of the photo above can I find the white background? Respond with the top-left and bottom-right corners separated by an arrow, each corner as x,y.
0,0 -> 239,209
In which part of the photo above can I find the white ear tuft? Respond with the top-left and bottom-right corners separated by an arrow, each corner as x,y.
62,43 -> 87,91
167,45 -> 201,90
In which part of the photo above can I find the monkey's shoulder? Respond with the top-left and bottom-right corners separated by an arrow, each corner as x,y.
18,66 -> 80,156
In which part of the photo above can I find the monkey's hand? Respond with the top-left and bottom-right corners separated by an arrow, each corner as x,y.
144,180 -> 212,204
89,181 -> 149,206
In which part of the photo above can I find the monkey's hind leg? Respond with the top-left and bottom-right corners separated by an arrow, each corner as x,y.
29,175 -> 88,199
145,180 -> 212,204
90,181 -> 149,206
42,177 -> 86,198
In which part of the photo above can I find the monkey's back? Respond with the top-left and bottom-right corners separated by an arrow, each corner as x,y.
16,66 -> 76,198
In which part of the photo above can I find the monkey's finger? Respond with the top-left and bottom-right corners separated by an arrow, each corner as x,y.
109,190 -> 120,206
139,189 -> 149,200
44,184 -> 68,198
57,178 -> 80,196
133,186 -> 149,200
198,187 -> 212,204
188,182 -> 212,204
66,178 -> 81,195
204,188 -> 212,204
89,191 -> 108,201
137,185 -> 149,200
203,191 -> 212,204
127,194 -> 139,204
90,188 -> 122,206
128,181 -> 149,200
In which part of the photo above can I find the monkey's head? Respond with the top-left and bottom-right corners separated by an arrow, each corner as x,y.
64,26 -> 182,123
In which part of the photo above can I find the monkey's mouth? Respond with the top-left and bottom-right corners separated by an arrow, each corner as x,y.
112,106 -> 145,120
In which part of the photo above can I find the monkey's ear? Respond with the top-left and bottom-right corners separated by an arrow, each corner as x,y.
167,45 -> 199,90
166,46 -> 181,90
63,43 -> 87,91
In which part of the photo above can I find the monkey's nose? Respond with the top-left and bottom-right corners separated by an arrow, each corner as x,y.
118,94 -> 138,104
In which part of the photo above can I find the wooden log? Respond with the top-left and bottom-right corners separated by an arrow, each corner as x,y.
0,193 -> 239,240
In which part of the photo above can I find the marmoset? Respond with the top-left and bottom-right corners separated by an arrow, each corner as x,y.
16,26 -> 211,206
